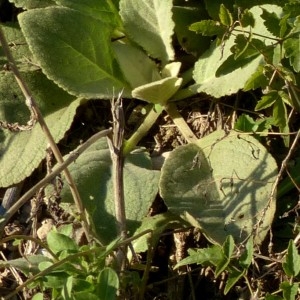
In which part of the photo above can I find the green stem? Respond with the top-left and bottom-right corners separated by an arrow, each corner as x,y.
164,103 -> 198,143
123,104 -> 162,155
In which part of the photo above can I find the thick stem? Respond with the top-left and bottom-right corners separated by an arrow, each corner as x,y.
164,103 -> 198,143
123,104 -> 162,155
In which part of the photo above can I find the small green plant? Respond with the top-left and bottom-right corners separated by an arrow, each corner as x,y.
0,225 -> 121,299
175,236 -> 300,299
0,0 -> 299,299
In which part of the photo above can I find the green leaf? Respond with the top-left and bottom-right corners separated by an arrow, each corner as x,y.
55,0 -> 121,26
0,255 -> 51,276
234,114 -> 256,132
160,130 -> 277,244
193,5 -> 283,97
282,240 -> 300,277
18,7 -> 129,99
239,237 -> 254,269
172,5 -> 211,56
9,0 -> 55,9
204,0 -> 233,20
280,281 -> 299,300
189,20 -> 226,37
131,212 -> 188,254
255,92 -> 278,111
215,235 -> 234,277
119,0 -> 175,64
62,276 -> 73,300
283,3 -> 300,19
72,293 -> 99,300
68,278 -> 94,293
175,244 -> 223,269
261,8 -> 281,37
243,65 -> 268,91
284,30 -> 300,72
219,4 -> 233,27
224,267 -> 245,295
132,77 -> 182,105
0,70 -> 81,187
32,293 -> 44,300
47,231 -> 78,254
60,139 -> 160,243
112,41 -> 161,88
231,36 -> 266,61
240,10 -> 255,28
96,268 -> 119,300
273,94 -> 288,131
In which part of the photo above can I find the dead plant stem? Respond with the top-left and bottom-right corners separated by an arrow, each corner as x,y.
108,93 -> 127,240
0,26 -> 91,240
0,128 -> 112,235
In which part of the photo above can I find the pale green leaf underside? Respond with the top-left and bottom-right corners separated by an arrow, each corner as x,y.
160,130 -> 277,244
18,7 -> 129,99
119,0 -> 175,64
60,139 -> 160,243
112,41 -> 161,88
132,77 -> 182,105
0,71 -> 80,187
193,5 -> 282,97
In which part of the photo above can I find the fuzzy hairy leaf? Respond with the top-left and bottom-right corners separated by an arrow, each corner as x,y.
119,0 -> 174,64
55,0 -> 121,26
160,130 -> 277,244
0,71 -> 81,187
9,0 -> 55,9
193,5 -> 282,97
131,77 -> 182,105
60,139 -> 160,243
112,41 -> 161,88
19,7 -> 129,99
172,5 -> 211,56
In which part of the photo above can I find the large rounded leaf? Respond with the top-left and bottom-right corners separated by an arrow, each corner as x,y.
159,130 -> 278,244
60,139 -> 160,243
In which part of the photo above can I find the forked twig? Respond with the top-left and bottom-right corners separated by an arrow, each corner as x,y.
0,26 -> 90,239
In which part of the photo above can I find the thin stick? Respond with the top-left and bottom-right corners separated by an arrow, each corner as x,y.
0,128 -> 112,234
0,26 -> 90,239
